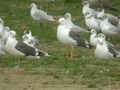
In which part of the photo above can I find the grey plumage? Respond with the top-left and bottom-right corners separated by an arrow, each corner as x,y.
15,42 -> 48,57
85,0 -> 117,11
70,26 -> 90,33
15,42 -> 36,56
107,45 -> 118,58
69,30 -> 91,48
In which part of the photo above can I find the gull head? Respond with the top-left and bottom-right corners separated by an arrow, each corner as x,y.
23,30 -> 40,46
91,29 -> 97,34
97,9 -> 105,19
9,30 -> 16,38
84,11 -> 93,18
64,12 -> 72,20
24,30 -> 32,36
97,33 -> 106,45
23,30 -> 32,40
82,1 -> 89,6
57,18 -> 66,25
30,3 -> 37,8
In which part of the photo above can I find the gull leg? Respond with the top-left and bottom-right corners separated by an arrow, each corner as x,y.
40,23 -> 44,28
64,46 -> 69,58
70,46 -> 74,59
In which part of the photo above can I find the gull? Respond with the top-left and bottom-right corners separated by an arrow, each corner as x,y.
22,30 -> 41,47
86,0 -> 117,11
0,18 -> 10,44
82,1 -> 98,17
90,30 -> 114,47
57,17 -> 91,58
5,31 -> 50,59
100,18 -> 120,36
97,9 -> 120,25
0,18 -> 4,36
90,29 -> 98,47
95,33 -> 120,59
30,3 -> 55,27
85,12 -> 102,32
64,12 -> 90,33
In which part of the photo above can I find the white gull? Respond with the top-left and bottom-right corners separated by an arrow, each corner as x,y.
95,33 -> 120,59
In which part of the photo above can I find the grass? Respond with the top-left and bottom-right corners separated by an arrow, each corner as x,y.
0,0 -> 120,89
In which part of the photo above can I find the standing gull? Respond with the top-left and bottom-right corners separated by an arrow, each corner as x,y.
57,17 -> 91,58
95,33 -> 120,59
5,31 -> 50,59
30,3 -> 55,28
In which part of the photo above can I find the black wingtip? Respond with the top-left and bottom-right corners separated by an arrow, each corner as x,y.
86,44 -> 93,49
38,51 -> 51,56
108,7 -> 118,11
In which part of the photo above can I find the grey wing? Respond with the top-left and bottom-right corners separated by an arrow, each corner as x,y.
110,26 -> 120,33
69,30 -> 91,48
33,9 -> 48,20
107,14 -> 119,24
15,42 -> 36,56
36,9 -> 55,21
71,25 -> 90,33
107,41 -> 114,47
107,44 -> 118,57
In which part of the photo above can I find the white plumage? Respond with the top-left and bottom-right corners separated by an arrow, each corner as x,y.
5,31 -> 24,56
82,1 -> 98,17
0,39 -> 7,55
95,33 -> 120,59
57,17 -> 91,48
90,29 -> 98,47
22,30 -> 40,47
85,13 -> 101,32
57,18 -> 76,46
100,18 -> 120,36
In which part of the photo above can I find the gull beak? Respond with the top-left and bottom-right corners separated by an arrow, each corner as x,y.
56,21 -> 60,24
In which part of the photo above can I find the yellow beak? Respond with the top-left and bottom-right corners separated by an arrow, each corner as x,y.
56,21 -> 60,24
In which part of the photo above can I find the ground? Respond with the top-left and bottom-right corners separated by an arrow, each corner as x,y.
0,0 -> 120,89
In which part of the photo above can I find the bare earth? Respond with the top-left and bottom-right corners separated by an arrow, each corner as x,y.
0,68 -> 119,90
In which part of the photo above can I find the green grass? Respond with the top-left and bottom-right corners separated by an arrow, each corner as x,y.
0,0 -> 120,89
